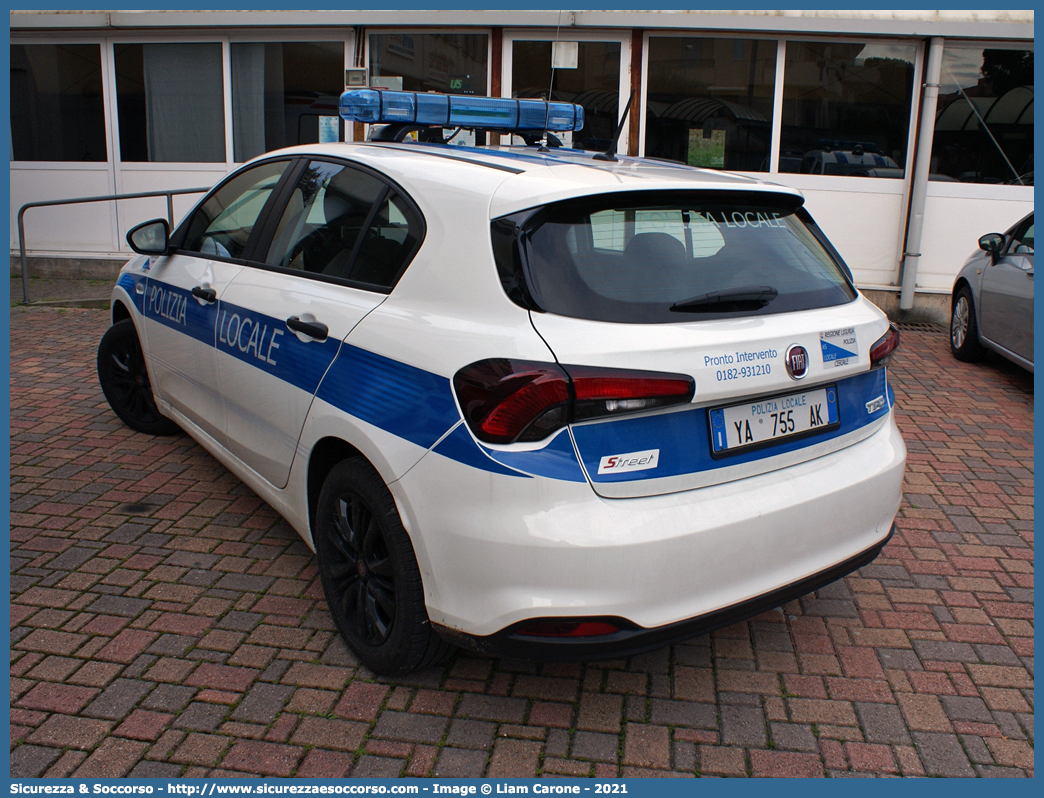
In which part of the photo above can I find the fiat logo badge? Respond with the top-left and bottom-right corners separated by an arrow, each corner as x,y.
785,344 -> 809,380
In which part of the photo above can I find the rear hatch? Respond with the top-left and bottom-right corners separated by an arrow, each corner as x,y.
490,188 -> 895,498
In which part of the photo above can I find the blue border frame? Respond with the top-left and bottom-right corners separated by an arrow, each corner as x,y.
5,3 -> 1037,792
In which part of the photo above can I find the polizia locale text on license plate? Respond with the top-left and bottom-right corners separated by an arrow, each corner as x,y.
709,385 -> 838,455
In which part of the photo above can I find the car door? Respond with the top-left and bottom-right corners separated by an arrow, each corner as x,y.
142,159 -> 293,442
214,158 -> 425,488
980,215 -> 1034,361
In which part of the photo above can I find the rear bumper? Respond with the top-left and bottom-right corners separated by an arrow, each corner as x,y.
435,524 -> 893,660
396,411 -> 905,638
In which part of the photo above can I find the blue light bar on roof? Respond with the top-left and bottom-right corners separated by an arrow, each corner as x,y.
339,89 -> 584,132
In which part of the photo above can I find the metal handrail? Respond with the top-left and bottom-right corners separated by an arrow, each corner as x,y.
16,187 -> 209,304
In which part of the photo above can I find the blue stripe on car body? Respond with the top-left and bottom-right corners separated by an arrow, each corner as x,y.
433,424 -> 530,478
116,272 -> 147,315
479,429 -> 587,482
215,299 -> 340,395
316,343 -> 462,452
571,369 -> 890,483
142,280 -> 217,347
135,278 -> 894,484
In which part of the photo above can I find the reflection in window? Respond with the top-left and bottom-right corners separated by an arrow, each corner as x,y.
181,160 -> 288,258
351,194 -> 423,288
644,37 -> 776,171
265,161 -> 385,276
509,197 -> 855,324
115,43 -> 225,162
265,160 -> 422,289
10,44 -> 107,162
511,41 -> 620,151
932,47 -> 1033,185
1010,217 -> 1033,253
232,42 -> 344,163
780,41 -> 916,178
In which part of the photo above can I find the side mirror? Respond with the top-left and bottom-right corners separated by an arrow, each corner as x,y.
127,219 -> 170,256
978,233 -> 1004,259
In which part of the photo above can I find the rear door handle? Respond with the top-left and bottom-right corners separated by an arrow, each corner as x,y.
191,286 -> 217,303
286,316 -> 329,341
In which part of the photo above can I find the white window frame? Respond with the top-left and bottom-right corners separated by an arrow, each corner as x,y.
101,30 -> 353,177
361,28 -> 495,141
363,28 -> 495,94
502,28 -> 632,154
926,37 -> 1035,199
102,33 -> 230,177
224,33 -> 355,162
638,30 -> 780,169
772,35 -> 924,182
9,37 -> 116,172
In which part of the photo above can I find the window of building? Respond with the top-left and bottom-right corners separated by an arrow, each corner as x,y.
511,40 -> 621,151
10,43 -> 107,162
644,37 -> 777,171
114,42 -> 225,163
369,33 -> 488,95
932,45 -> 1033,185
780,41 -> 916,177
231,42 -> 345,163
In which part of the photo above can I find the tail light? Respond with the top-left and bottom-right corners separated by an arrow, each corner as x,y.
869,323 -> 900,369
566,365 -> 695,421
453,359 -> 695,444
453,360 -> 570,445
515,620 -> 621,638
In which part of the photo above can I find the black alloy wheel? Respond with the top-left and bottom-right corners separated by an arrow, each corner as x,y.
97,319 -> 180,435
314,458 -> 452,674
327,488 -> 397,646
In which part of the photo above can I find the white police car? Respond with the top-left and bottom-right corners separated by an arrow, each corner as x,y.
98,91 -> 905,674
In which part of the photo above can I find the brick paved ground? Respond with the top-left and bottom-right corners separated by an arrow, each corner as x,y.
10,307 -> 1033,778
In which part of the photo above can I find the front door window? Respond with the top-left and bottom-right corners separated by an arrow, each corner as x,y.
179,160 -> 289,259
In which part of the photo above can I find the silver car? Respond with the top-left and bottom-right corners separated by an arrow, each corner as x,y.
950,212 -> 1034,371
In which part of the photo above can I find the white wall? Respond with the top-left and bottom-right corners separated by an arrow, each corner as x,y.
10,163 -> 228,257
737,173 -> 1034,294
10,164 -> 116,254
918,183 -> 1034,292
763,174 -> 909,289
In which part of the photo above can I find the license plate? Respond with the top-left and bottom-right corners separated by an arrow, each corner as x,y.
709,385 -> 839,455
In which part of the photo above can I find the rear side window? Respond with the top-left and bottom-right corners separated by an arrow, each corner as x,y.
350,193 -> 423,288
264,160 -> 385,276
263,159 -> 424,290
493,191 -> 856,323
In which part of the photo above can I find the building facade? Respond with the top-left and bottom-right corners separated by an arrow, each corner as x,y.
9,10 -> 1034,317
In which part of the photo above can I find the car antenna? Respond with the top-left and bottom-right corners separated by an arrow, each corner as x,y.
537,10 -> 564,153
592,89 -> 636,162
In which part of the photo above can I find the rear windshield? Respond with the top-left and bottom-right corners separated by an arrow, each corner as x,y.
492,191 -> 857,323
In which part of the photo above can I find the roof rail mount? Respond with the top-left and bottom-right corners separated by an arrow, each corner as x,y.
369,123 -> 562,149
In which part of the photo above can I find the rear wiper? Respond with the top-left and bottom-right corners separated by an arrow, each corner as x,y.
669,285 -> 778,313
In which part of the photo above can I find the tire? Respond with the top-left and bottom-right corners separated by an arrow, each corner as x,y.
314,458 -> 452,675
950,286 -> 986,362
97,319 -> 180,435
